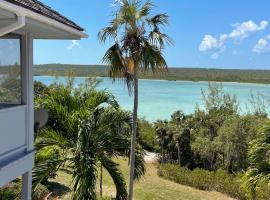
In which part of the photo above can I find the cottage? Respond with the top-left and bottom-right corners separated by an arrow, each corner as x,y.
0,0 -> 86,199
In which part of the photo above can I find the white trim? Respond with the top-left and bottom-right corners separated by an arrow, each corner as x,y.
0,14 -> 25,36
0,151 -> 34,187
0,0 -> 87,39
0,105 -> 27,114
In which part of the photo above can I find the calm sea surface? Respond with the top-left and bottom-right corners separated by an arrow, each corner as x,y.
35,76 -> 270,122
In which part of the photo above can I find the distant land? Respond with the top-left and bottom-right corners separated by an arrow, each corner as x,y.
34,64 -> 270,84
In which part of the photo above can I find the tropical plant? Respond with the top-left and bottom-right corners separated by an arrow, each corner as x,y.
154,120 -> 169,163
98,0 -> 171,198
34,78 -> 145,200
242,121 -> 270,199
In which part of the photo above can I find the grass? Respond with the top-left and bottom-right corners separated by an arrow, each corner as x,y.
49,158 -> 235,200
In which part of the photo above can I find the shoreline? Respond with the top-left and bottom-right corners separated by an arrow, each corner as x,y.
34,74 -> 270,86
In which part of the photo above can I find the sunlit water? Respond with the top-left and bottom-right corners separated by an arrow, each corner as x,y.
35,76 -> 270,122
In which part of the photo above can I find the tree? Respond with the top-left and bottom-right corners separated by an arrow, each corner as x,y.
98,1 -> 171,198
154,120 -> 169,164
34,78 -> 145,199
242,121 -> 270,199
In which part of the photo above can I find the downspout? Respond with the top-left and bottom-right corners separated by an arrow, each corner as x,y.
0,13 -> 25,37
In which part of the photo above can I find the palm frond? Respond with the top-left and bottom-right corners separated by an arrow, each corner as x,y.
102,43 -> 134,93
136,0 -> 153,19
139,40 -> 168,73
35,128 -> 71,150
134,145 -> 146,180
98,26 -> 118,43
100,156 -> 128,199
147,13 -> 169,28
32,158 -> 62,191
72,121 -> 98,200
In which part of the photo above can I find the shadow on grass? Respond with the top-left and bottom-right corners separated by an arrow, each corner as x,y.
47,182 -> 71,197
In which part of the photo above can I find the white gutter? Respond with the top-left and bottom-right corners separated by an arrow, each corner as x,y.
0,0 -> 87,39
0,13 -> 25,37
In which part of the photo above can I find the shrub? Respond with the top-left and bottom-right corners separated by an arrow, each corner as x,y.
0,182 -> 21,200
32,184 -> 50,200
158,164 -> 246,200
35,145 -> 61,181
138,119 -> 159,152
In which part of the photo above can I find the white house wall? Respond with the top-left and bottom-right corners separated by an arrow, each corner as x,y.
0,106 -> 27,159
0,32 -> 34,200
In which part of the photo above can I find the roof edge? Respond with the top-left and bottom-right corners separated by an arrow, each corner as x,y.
0,0 -> 88,39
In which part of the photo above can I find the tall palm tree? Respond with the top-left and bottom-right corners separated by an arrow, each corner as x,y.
34,78 -> 145,199
98,1 -> 171,198
154,120 -> 169,164
174,133 -> 182,166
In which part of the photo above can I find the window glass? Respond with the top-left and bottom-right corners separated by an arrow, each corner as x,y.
0,38 -> 21,107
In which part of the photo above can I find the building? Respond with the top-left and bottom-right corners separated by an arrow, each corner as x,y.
0,0 -> 86,199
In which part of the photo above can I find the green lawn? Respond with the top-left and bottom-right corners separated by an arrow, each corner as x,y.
50,158 -> 235,200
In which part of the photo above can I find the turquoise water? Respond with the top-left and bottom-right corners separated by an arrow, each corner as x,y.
34,76 -> 270,122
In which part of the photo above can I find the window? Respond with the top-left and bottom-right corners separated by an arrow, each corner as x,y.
0,36 -> 21,108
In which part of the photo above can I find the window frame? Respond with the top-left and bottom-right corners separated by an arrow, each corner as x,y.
0,34 -> 23,109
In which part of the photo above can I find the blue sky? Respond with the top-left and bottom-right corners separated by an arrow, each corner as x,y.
34,0 -> 270,69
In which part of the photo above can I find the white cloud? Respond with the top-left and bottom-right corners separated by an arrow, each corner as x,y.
67,40 -> 81,50
199,35 -> 219,51
199,20 -> 268,58
253,34 -> 270,54
199,34 -> 226,52
199,34 -> 227,59
229,20 -> 268,40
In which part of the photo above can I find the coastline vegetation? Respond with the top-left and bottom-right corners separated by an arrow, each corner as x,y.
33,64 -> 270,84
154,82 -> 270,200
1,78 -> 270,199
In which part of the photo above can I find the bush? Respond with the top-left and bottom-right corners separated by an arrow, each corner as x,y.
158,164 -> 246,200
0,182 -> 21,200
35,145 -> 61,181
32,184 -> 50,200
138,119 -> 159,152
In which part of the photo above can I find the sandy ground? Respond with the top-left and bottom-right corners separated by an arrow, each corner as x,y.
144,150 -> 159,163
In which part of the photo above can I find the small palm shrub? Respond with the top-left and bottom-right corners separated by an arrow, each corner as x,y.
32,184 -> 50,200
0,182 -> 20,200
158,164 -> 246,200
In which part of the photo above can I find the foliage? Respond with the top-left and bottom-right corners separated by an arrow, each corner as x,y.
158,164 -> 246,200
34,64 -> 270,84
34,81 -> 50,99
34,78 -> 145,199
0,182 -> 21,200
35,145 -> 61,182
98,1 -> 171,199
32,184 -> 50,200
216,115 -> 267,173
242,122 -> 270,199
138,119 -> 159,151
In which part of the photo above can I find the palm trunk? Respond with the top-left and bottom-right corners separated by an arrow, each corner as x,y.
128,72 -> 138,200
161,141 -> 164,164
177,144 -> 181,166
100,164 -> 103,198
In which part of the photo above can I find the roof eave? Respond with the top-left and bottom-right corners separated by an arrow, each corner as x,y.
0,0 -> 88,39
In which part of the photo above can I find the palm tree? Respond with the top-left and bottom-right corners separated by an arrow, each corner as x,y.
242,122 -> 270,199
98,1 -> 171,198
154,120 -> 169,164
174,133 -> 182,166
34,78 -> 145,199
